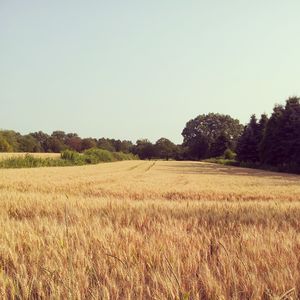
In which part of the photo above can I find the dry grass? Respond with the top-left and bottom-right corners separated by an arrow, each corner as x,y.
0,160 -> 300,299
0,152 -> 60,160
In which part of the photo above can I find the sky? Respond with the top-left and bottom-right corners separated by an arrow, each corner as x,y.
1,1 -> 300,144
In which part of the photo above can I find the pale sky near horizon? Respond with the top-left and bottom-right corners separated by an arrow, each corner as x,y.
1,1 -> 300,144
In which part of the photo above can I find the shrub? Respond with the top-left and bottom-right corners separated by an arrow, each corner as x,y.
112,152 -> 137,161
224,149 -> 236,160
0,154 -> 71,168
84,148 -> 115,163
61,150 -> 85,165
0,148 -> 139,169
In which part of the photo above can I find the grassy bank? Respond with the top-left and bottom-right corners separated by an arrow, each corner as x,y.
0,148 -> 138,169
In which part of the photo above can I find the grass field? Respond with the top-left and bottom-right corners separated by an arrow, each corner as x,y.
0,160 -> 300,299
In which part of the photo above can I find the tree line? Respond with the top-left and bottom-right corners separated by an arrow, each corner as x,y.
1,96 -> 299,172
0,130 -> 133,154
0,130 -> 181,160
181,97 -> 300,173
236,97 -> 300,173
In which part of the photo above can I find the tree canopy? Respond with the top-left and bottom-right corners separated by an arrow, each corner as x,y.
182,113 -> 243,159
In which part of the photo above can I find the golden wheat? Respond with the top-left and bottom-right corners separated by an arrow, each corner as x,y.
0,152 -> 60,160
0,160 -> 300,299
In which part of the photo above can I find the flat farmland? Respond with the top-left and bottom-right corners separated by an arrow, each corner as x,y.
0,160 -> 300,299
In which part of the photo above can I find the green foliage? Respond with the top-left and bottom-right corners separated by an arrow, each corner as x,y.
81,138 -> 97,151
97,138 -> 116,152
0,154 -> 71,169
133,139 -> 156,160
0,130 -> 20,151
224,149 -> 236,160
211,133 -> 231,157
61,150 -> 85,165
84,148 -> 115,162
235,97 -> 300,173
60,148 -> 137,166
260,98 -> 300,168
0,148 -> 138,169
18,135 -> 42,152
154,138 -> 177,160
0,136 -> 13,152
112,151 -> 137,161
182,113 -> 243,159
204,157 -> 238,166
236,114 -> 266,163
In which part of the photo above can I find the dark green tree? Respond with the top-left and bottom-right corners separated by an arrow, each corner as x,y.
154,138 -> 177,160
118,140 -> 134,153
18,135 -> 42,152
210,133 -> 231,157
260,105 -> 285,165
30,131 -> 50,152
133,139 -> 156,159
182,113 -> 243,159
279,97 -> 300,166
236,115 -> 263,163
260,97 -> 300,169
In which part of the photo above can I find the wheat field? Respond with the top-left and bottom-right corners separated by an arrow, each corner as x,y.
0,153 -> 60,160
0,160 -> 300,299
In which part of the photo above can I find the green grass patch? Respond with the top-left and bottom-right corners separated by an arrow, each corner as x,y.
0,149 -> 138,169
204,158 -> 239,166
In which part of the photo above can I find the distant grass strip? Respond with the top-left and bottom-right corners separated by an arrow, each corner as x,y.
0,155 -> 71,168
204,158 -> 239,166
0,148 -> 138,169
204,158 -> 300,175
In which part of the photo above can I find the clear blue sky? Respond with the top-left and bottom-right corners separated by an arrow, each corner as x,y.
1,1 -> 300,144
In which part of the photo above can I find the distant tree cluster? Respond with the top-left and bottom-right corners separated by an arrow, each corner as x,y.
0,130 -> 134,154
132,138 -> 181,160
0,130 -> 182,160
236,97 -> 300,172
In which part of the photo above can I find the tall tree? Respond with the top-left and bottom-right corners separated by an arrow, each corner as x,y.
30,131 -> 50,152
260,97 -> 300,169
260,105 -> 285,165
81,138 -> 97,151
182,113 -> 243,159
279,97 -> 300,166
154,138 -> 177,160
133,139 -> 156,159
236,115 -> 262,163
